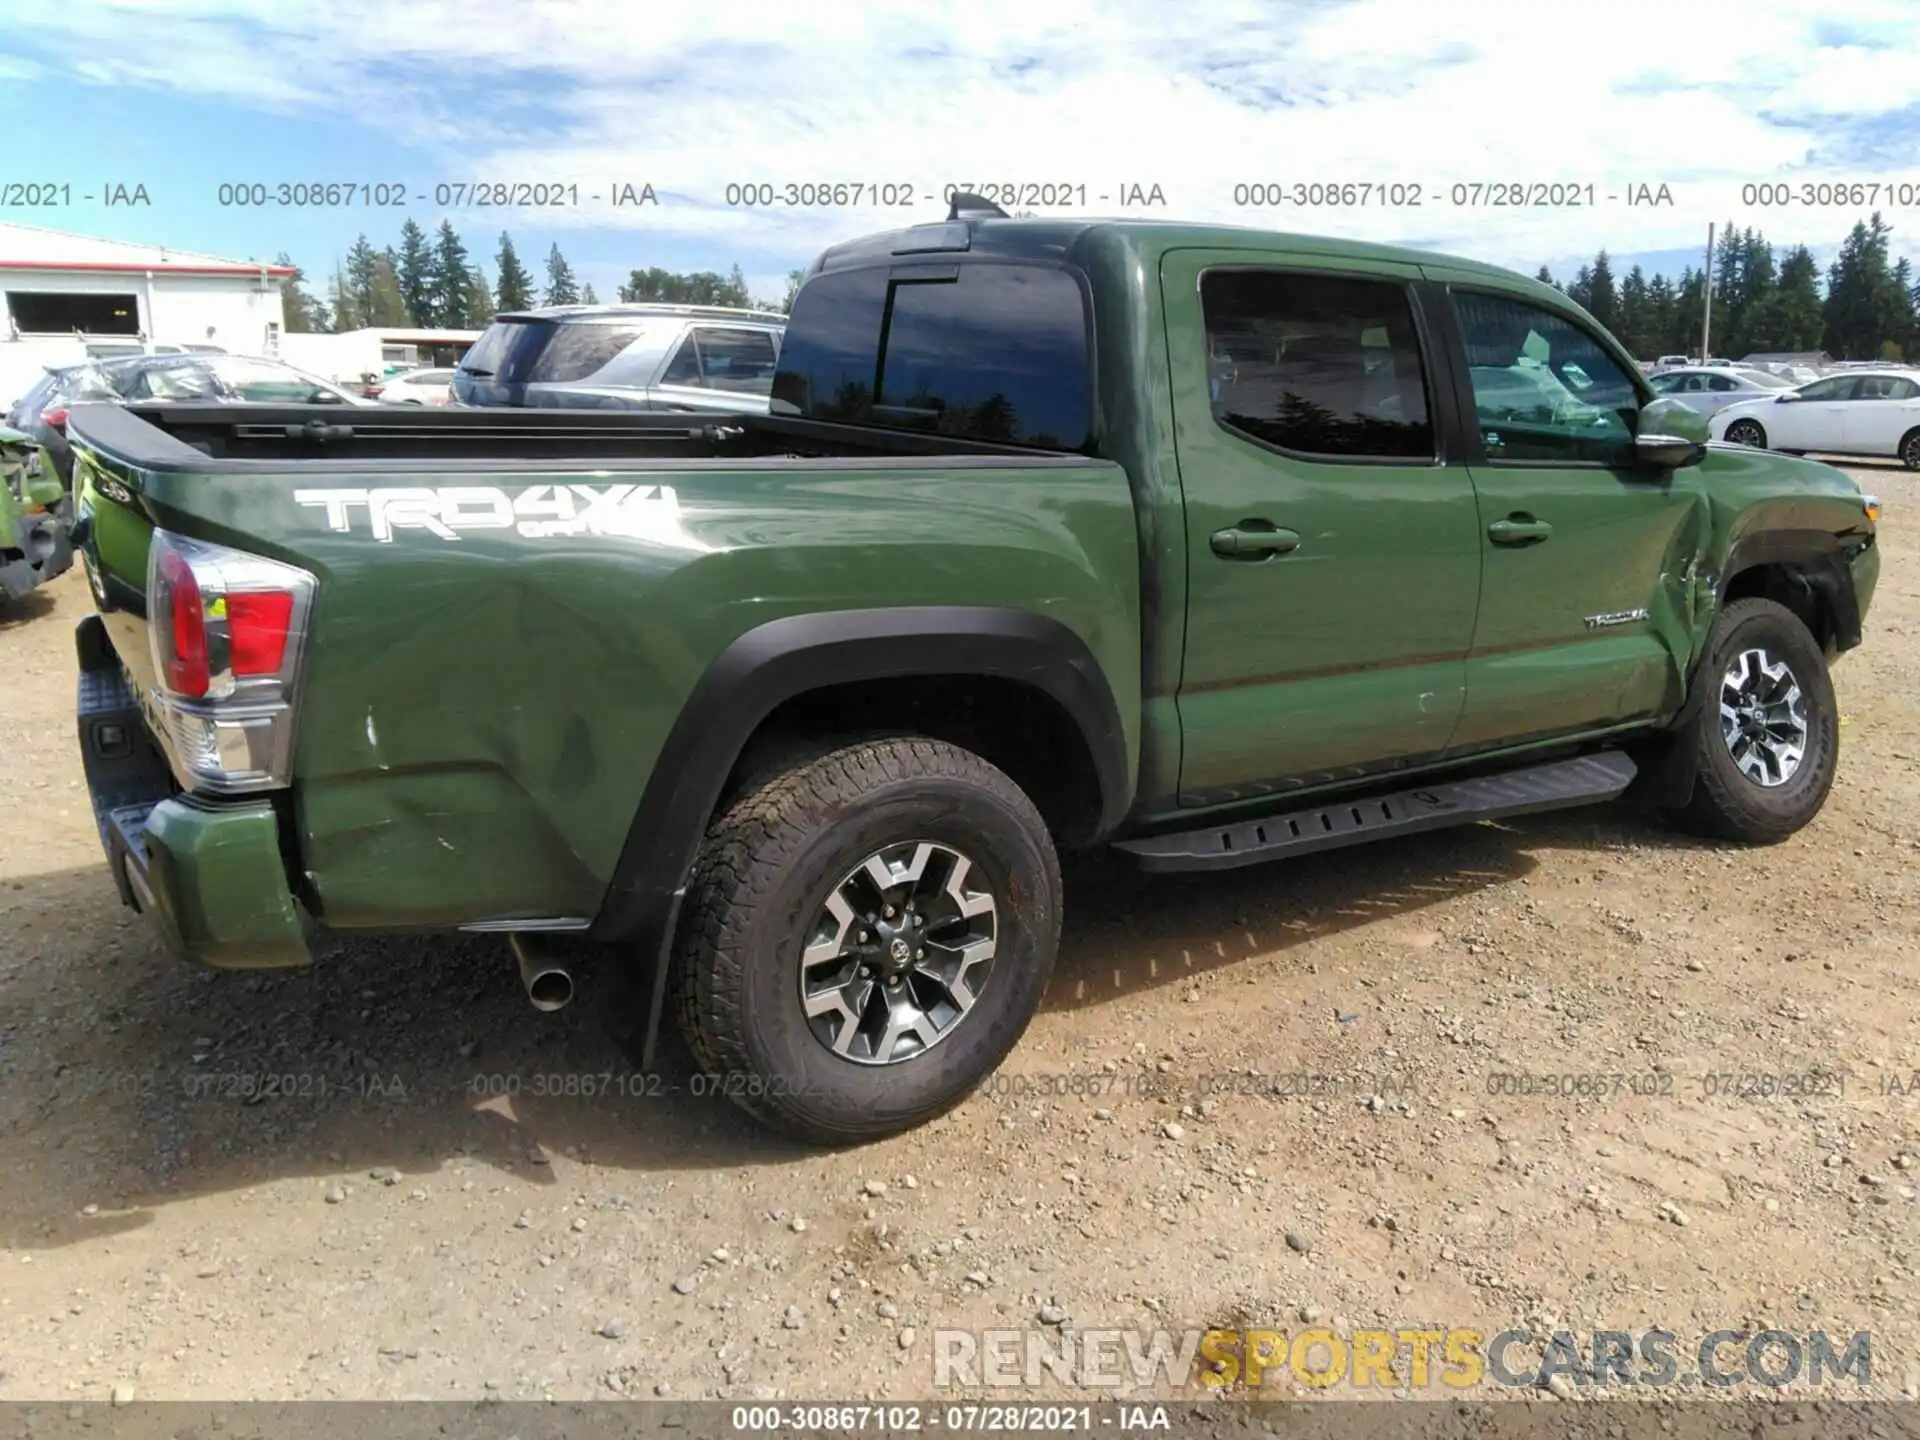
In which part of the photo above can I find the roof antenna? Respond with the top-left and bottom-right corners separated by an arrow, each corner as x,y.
946,190 -> 1009,221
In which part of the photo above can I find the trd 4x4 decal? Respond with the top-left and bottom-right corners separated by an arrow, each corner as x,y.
293,483 -> 682,542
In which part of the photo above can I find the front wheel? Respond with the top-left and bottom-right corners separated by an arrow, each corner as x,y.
672,737 -> 1062,1144
1671,598 -> 1838,843
1723,418 -> 1768,449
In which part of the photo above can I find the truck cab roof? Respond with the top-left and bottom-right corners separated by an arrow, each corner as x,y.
811,216 -> 1545,297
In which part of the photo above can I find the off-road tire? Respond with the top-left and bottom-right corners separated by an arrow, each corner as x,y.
1723,418 -> 1768,449
1673,598 -> 1838,843
671,737 -> 1061,1145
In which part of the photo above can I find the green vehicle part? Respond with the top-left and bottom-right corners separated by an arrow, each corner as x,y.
65,210 -> 1880,1142
0,424 -> 75,601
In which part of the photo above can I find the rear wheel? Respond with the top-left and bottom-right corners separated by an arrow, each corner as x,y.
1900,427 -> 1920,470
1671,598 -> 1838,843
1723,418 -> 1768,449
672,737 -> 1061,1144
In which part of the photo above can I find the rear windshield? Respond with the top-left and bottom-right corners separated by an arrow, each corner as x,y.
460,318 -> 649,385
771,263 -> 1093,450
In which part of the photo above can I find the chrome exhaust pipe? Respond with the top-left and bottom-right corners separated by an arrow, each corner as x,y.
510,935 -> 575,1012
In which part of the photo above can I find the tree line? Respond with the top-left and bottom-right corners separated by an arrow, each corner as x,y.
1537,212 -> 1919,361
274,220 -> 806,333
279,212 -> 1920,360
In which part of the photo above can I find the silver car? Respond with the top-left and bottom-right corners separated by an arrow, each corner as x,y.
452,304 -> 785,413
1643,364 -> 1791,418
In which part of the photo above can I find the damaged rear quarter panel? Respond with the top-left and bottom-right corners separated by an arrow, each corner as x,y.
206,460 -> 1145,931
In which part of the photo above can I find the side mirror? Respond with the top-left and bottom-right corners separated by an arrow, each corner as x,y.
1634,397 -> 1709,470
1775,392 -> 1799,403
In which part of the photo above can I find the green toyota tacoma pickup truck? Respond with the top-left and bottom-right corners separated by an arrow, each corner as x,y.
67,205 -> 1880,1144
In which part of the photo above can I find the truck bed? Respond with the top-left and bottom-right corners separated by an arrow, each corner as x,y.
70,401 -> 1077,468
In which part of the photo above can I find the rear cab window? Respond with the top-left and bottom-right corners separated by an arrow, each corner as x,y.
771,263 -> 1093,450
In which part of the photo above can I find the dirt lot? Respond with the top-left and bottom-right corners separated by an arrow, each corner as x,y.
1,464 -> 1916,1407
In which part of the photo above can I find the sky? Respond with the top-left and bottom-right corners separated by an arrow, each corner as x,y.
2,0 -> 1919,307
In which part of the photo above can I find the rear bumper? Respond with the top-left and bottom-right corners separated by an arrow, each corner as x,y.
77,616 -> 311,968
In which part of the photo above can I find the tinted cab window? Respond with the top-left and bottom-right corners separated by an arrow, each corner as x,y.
1200,270 -> 1433,459
1453,292 -> 1640,463
772,264 -> 1092,449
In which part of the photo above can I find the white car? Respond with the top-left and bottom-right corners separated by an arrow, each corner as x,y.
1645,365 -> 1792,418
1711,368 -> 1920,469
372,367 -> 456,405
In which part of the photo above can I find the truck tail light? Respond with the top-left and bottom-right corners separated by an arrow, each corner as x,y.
145,529 -> 316,794
153,542 -> 209,697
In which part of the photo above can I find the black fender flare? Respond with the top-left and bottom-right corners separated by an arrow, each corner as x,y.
589,605 -> 1132,1067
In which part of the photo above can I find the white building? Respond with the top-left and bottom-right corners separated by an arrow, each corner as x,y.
280,327 -> 483,385
0,221 -> 290,355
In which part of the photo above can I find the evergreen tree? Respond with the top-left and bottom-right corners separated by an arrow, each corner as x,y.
1533,265 -> 1558,290
543,244 -> 581,306
274,253 -> 327,332
428,220 -> 473,328
580,281 -> 599,304
1584,250 -> 1617,332
1673,268 -> 1707,357
328,264 -> 361,333
1880,254 -> 1914,361
494,232 -> 534,311
1745,245 -> 1823,353
464,265 -> 496,328
1568,262 -> 1594,313
1646,273 -> 1676,353
366,254 -> 411,327
395,220 -> 435,328
1617,266 -> 1652,356
1822,213 -> 1894,359
341,235 -> 381,330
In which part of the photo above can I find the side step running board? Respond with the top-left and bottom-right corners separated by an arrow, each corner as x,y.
1113,752 -> 1638,873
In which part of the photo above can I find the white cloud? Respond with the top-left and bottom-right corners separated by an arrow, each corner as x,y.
8,0 -> 1920,270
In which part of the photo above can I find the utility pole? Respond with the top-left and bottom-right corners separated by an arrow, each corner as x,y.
1700,222 -> 1715,361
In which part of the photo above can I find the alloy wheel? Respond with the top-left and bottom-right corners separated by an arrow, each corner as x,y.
798,841 -> 999,1065
1718,647 -> 1808,788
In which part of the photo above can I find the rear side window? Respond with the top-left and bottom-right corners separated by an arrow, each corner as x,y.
527,323 -> 647,383
661,327 -> 781,393
772,264 -> 1092,449
1199,270 -> 1434,459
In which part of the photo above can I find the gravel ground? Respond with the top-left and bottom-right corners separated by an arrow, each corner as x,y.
1,462 -> 1916,1406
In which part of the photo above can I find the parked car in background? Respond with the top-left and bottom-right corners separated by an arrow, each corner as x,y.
4,364 -> 123,486
0,423 -> 72,601
1645,365 -> 1792,419
5,356 -> 371,486
453,304 -> 786,413
1712,368 -> 1920,468
98,354 -> 374,407
1652,354 -> 1692,372
371,367 -> 457,405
